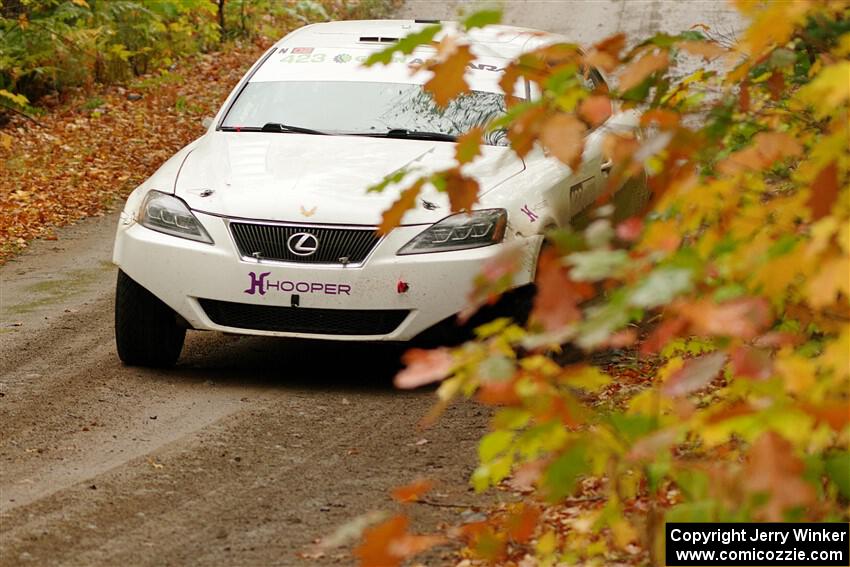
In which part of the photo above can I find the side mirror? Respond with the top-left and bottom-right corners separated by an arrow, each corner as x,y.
201,116 -> 214,129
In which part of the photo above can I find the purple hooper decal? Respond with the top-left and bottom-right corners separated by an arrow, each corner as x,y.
244,271 -> 351,296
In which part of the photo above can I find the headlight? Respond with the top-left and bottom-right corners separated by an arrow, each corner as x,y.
139,190 -> 213,244
397,209 -> 507,255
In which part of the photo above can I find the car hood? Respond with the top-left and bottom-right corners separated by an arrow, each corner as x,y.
175,133 -> 524,226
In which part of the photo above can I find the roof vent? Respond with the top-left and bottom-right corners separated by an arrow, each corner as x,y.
359,36 -> 399,43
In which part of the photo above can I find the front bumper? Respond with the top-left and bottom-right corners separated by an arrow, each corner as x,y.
113,212 -> 541,341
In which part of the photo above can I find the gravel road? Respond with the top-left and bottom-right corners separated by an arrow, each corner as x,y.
0,2 -> 742,565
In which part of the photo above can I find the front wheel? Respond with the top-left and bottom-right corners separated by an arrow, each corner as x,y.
114,270 -> 185,367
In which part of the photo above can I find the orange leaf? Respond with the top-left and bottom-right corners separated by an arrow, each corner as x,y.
743,432 -> 815,521
584,33 -> 625,72
640,109 -> 680,129
662,352 -> 728,398
424,44 -> 474,107
354,515 -> 444,567
739,80 -> 751,111
717,131 -> 802,174
530,248 -> 594,332
378,180 -> 424,235
395,348 -> 453,389
456,127 -> 483,164
800,402 -> 850,432
683,297 -> 772,340
392,479 -> 434,503
641,317 -> 688,354
507,104 -> 547,158
676,40 -> 725,59
766,70 -> 785,100
354,515 -> 408,567
808,161 -> 838,221
618,50 -> 669,92
578,95 -> 613,127
476,380 -> 521,406
540,113 -> 586,169
730,345 -> 773,380
443,169 -> 480,212
506,504 -> 540,543
594,33 -> 626,58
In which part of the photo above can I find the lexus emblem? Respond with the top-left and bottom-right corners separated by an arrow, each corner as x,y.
287,232 -> 319,256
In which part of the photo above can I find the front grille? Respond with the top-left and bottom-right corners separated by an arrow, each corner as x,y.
229,222 -> 380,264
198,298 -> 409,336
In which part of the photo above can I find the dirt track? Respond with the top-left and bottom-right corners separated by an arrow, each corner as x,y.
0,3 -> 743,565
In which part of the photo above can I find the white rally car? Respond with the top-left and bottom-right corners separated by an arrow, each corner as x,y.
113,19 -> 641,367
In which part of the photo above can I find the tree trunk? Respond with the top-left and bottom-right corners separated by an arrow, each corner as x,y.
217,0 -> 226,39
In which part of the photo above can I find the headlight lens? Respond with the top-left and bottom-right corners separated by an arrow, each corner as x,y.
139,190 -> 213,244
397,209 -> 507,255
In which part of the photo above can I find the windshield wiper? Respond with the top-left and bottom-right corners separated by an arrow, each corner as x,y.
358,129 -> 458,142
261,122 -> 330,135
219,123 -> 330,135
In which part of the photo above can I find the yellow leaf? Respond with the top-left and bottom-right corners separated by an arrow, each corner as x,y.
610,518 -> 638,549
775,349 -> 816,395
0,133 -> 11,150
798,61 -> 850,118
536,530 -> 557,556
737,0 -> 809,58
805,254 -> 850,308
820,328 -> 850,382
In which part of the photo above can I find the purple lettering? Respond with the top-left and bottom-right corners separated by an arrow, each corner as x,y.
281,281 -> 294,292
295,282 -> 309,293
325,284 -> 337,295
338,284 -> 351,295
310,283 -> 323,293
244,271 -> 271,295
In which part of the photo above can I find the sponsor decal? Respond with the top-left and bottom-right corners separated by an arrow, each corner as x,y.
520,204 -> 539,222
291,47 -> 314,54
299,205 -> 317,217
244,271 -> 351,296
333,53 -> 352,63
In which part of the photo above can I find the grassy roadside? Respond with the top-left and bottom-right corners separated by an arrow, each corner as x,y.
0,0 -> 399,264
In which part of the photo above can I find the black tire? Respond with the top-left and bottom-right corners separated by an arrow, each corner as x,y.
115,270 -> 186,367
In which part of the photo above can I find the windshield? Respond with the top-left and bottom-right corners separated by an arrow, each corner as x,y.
221,81 -> 508,145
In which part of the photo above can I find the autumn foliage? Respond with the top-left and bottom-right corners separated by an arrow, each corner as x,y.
363,2 -> 849,565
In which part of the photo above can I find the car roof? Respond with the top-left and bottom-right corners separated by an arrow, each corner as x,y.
274,19 -> 564,61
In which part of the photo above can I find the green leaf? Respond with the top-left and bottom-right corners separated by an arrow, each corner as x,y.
364,24 -> 441,66
666,500 -> 717,522
647,460 -> 670,492
628,267 -> 693,309
567,249 -> 629,281
492,408 -> 531,430
366,167 -> 409,193
463,9 -> 502,30
608,413 -> 656,443
825,452 -> 850,498
479,430 -> 514,462
0,89 -> 29,107
542,442 -> 590,501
